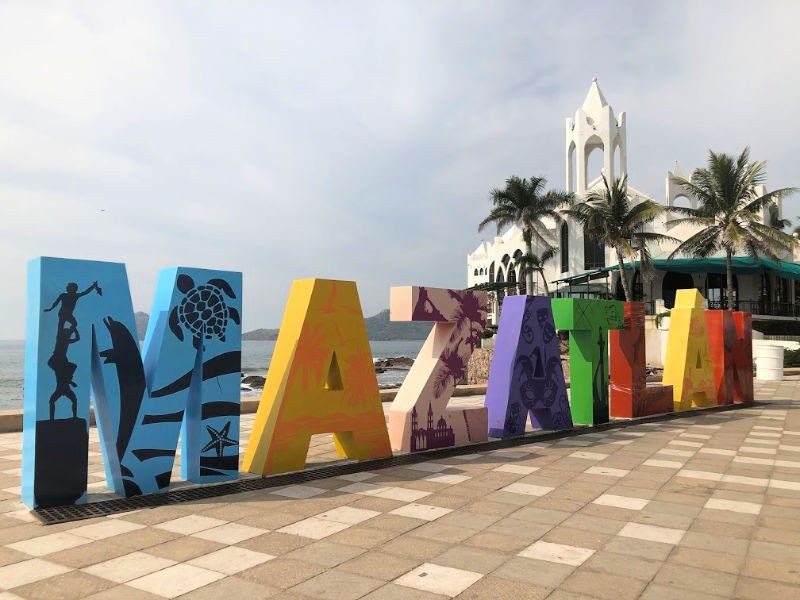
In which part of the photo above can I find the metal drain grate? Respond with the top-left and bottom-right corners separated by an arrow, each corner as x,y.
33,401 -> 754,525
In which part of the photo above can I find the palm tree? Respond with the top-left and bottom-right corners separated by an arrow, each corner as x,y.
516,240 -> 557,296
668,147 -> 798,308
478,176 -> 572,295
563,174 -> 676,302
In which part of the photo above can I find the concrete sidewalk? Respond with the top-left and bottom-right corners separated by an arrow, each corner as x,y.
0,380 -> 799,599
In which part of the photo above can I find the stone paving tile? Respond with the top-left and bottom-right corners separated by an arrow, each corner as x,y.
1,382 -> 800,599
394,562 -> 482,597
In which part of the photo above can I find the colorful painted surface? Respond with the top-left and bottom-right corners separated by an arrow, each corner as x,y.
388,287 -> 489,452
609,302 -> 673,418
242,279 -> 391,475
22,258 -> 242,508
705,310 -> 754,405
662,289 -> 716,411
485,295 -> 572,437
552,298 -> 624,425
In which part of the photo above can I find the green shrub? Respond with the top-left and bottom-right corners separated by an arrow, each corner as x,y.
785,348 -> 800,368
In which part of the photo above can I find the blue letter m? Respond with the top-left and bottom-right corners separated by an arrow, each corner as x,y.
22,257 -> 242,508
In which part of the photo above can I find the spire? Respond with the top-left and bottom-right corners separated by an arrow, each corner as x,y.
672,160 -> 684,178
581,77 -> 609,113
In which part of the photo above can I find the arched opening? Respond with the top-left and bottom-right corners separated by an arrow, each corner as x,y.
662,271 -> 695,309
473,268 -> 479,276
584,136 -> 605,188
671,195 -> 692,210
496,268 -> 506,307
706,273 -> 738,310
613,143 -> 622,180
501,254 -> 511,267
507,265 -> 517,296
560,222 -> 569,273
479,268 -> 484,276
583,230 -> 605,270
488,261 -> 495,284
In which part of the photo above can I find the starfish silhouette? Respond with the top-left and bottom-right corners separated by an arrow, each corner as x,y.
202,421 -> 238,457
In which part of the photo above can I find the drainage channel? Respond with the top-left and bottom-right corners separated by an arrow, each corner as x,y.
34,401 -> 755,525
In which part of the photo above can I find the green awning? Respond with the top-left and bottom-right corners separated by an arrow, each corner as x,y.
553,256 -> 800,285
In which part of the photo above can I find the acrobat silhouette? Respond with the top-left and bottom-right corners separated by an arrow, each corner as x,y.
47,325 -> 80,419
43,281 -> 101,419
44,281 -> 102,330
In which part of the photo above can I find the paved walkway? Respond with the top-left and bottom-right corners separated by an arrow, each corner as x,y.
0,380 -> 799,599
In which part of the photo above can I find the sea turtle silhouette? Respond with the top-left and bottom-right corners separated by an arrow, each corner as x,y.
169,274 -> 240,349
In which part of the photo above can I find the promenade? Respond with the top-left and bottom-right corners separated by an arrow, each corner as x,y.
1,379 -> 799,599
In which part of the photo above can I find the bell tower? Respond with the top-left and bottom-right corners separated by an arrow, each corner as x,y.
565,78 -> 627,193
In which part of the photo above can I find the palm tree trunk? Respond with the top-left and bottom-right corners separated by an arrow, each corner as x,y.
726,248 -> 734,310
615,247 -> 632,302
525,238 -> 535,295
539,269 -> 550,296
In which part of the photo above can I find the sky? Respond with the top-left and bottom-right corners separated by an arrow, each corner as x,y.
1,1 -> 799,339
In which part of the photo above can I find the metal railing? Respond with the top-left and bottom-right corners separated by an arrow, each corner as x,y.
706,300 -> 800,317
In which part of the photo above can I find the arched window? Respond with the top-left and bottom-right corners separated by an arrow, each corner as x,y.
473,268 -> 479,276
496,269 -> 506,306
488,261 -> 495,284
583,231 -> 605,270
560,223 -> 569,273
507,266 -> 517,296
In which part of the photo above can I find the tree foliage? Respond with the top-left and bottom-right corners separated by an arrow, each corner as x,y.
478,176 -> 572,295
563,175 -> 675,301
668,147 -> 798,307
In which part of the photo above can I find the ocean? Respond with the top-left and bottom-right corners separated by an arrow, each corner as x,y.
0,339 -> 424,411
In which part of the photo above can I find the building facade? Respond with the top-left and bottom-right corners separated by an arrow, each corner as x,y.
467,80 -> 800,328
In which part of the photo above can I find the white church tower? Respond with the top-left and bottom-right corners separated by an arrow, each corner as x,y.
565,78 -> 627,193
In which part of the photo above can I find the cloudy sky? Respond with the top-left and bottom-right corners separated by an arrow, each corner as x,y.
1,1 -> 799,339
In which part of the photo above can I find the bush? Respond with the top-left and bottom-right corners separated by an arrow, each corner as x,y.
785,348 -> 800,368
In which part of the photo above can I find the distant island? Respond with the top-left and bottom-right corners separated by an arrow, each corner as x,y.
134,309 -> 431,341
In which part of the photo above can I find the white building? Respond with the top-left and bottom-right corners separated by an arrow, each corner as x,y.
468,79 -> 800,328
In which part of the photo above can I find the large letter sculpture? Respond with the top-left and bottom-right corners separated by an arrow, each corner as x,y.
485,295 -> 572,437
609,302 -> 673,418
388,287 -> 488,452
22,258 -> 242,508
552,298 -> 624,425
662,289 -> 716,411
705,310 -> 753,405
242,279 -> 391,475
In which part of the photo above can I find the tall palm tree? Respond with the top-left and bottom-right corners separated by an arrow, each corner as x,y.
669,147 -> 798,308
563,174 -> 675,302
478,176 -> 572,295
